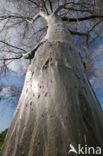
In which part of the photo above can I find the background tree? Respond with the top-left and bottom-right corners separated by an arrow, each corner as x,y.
0,0 -> 103,155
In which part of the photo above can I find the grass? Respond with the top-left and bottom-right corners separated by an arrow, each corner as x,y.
0,142 -> 3,148
0,129 -> 8,149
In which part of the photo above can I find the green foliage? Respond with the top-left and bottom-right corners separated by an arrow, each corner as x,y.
0,129 -> 8,149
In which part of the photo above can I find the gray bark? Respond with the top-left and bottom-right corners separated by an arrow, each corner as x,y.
1,14 -> 103,156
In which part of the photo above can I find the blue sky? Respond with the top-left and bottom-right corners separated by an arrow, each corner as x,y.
0,99 -> 15,132
0,71 -> 24,132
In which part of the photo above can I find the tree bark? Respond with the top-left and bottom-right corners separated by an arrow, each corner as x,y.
1,14 -> 103,156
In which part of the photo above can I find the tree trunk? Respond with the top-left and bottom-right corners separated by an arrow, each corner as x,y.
1,14 -> 103,156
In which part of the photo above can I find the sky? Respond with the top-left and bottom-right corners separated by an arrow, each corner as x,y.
0,0 -> 29,132
0,99 -> 15,132
0,71 -> 24,132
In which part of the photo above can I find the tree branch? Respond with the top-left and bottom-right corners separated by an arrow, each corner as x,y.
48,0 -> 53,12
27,0 -> 40,7
88,19 -> 103,33
40,0 -> 49,15
25,13 -> 40,23
54,2 -> 88,15
62,15 -> 103,22
54,4 -> 66,14
86,19 -> 103,45
0,15 -> 32,21
0,11 -> 48,25
69,30 -> 88,36
0,41 -> 26,52
57,0 -> 60,7
33,26 -> 47,36
0,50 -> 21,54
26,11 -> 48,24
65,7 -> 93,13
0,55 -> 22,61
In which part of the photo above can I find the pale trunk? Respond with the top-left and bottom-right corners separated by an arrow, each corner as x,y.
1,14 -> 103,156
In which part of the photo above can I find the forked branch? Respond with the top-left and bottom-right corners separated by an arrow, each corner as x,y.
26,11 -> 48,24
54,1 -> 70,15
23,10 -> 48,59
54,4 -> 66,15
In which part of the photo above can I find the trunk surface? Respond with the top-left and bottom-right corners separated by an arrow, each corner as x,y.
1,14 -> 103,156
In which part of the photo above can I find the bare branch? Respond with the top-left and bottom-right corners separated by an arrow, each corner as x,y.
88,33 -> 102,46
0,55 -> 22,61
0,50 -> 21,54
86,19 -> 103,45
48,0 -> 53,12
27,0 -> 40,7
26,11 -> 48,23
62,14 -> 103,22
69,19 -> 103,44
65,7 -> 93,14
33,26 -> 47,36
40,0 -> 49,15
0,41 -> 27,52
54,4 -> 66,14
88,19 -> 103,33
0,19 -> 9,32
54,1 -> 89,15
26,13 -> 40,23
57,0 -> 60,7
0,15 -> 32,21
69,30 -> 88,37
66,2 -> 94,7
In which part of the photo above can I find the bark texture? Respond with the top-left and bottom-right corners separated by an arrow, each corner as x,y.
1,14 -> 103,156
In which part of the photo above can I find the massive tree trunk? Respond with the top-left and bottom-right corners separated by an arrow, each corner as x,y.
1,13 -> 103,156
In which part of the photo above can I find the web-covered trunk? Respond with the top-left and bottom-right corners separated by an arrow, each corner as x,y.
1,14 -> 103,156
